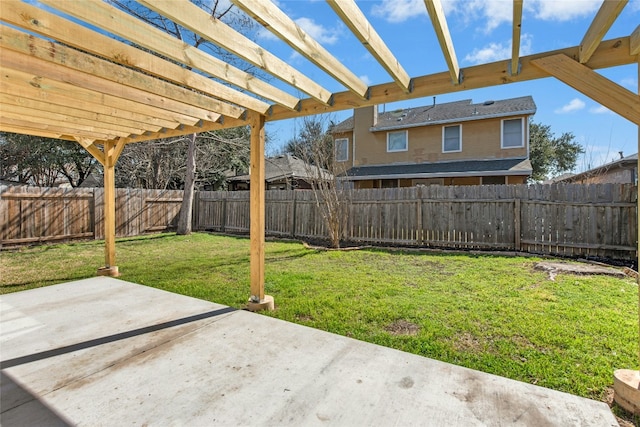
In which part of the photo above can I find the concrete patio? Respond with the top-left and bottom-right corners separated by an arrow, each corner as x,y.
1,277 -> 618,426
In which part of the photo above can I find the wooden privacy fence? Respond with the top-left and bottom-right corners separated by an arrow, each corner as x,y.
195,183 -> 637,261
1,186 -> 183,246
2,183 -> 637,261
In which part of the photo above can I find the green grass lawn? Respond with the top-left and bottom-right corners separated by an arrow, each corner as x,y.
1,232 -> 638,408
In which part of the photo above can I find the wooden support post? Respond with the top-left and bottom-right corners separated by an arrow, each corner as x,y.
97,138 -> 126,277
514,199 -> 521,251
247,112 -> 274,311
613,59 -> 640,416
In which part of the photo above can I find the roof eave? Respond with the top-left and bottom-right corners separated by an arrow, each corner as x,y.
369,109 -> 537,133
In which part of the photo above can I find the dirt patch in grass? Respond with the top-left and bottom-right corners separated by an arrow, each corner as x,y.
534,261 -> 627,281
385,320 -> 420,336
295,314 -> 314,322
453,332 -> 483,352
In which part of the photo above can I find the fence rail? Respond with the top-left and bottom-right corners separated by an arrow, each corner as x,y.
1,183 -> 637,261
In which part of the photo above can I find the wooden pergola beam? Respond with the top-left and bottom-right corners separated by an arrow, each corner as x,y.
0,49 -> 220,125
327,0 -> 411,93
424,0 -> 461,85
33,0 -> 297,111
531,53 -> 640,124
233,0 -> 368,98
0,62 -> 203,130
137,0 -> 333,105
75,138 -> 105,167
0,124 -> 70,141
2,106 -> 133,139
0,93 -> 158,135
1,2 -> 269,115
0,85 -> 181,132
511,0 -> 524,76
0,25 -> 242,120
579,0 -> 627,63
268,36 -> 636,122
631,25 -> 640,55
0,117 -> 117,142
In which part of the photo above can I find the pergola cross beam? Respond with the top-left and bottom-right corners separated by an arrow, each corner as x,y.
579,0 -> 628,63
327,0 -> 412,93
531,53 -> 640,125
424,0 -> 461,85
136,0 -> 334,105
233,0 -> 369,99
511,0 -> 524,76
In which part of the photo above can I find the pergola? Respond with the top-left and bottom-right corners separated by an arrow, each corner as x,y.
1,0 -> 639,304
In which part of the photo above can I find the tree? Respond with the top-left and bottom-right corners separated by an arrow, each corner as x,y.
0,132 -> 97,187
283,116 -> 350,249
529,121 -> 584,182
115,127 -> 251,191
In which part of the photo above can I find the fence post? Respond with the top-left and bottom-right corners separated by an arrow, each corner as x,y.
514,198 -> 521,251
291,190 -> 297,238
417,186 -> 423,246
192,190 -> 199,231
221,193 -> 227,233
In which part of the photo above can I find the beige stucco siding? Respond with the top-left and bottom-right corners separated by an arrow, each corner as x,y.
353,116 -> 528,166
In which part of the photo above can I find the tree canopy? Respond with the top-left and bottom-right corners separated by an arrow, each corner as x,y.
0,132 -> 97,187
529,121 -> 584,182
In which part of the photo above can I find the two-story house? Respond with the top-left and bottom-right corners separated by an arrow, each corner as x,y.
331,96 -> 536,188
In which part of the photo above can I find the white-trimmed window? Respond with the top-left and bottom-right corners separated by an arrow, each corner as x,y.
335,138 -> 348,162
387,130 -> 408,152
502,118 -> 524,148
442,125 -> 462,153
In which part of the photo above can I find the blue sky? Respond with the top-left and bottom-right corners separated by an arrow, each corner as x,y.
254,0 -> 640,173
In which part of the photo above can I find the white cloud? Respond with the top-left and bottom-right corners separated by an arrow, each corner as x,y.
255,16 -> 342,46
444,0 -> 513,33
463,34 -> 532,64
256,26 -> 279,41
525,0 -> 601,21
620,77 -> 638,90
294,17 -> 341,45
371,0 -> 427,23
555,98 -> 585,114
288,50 -> 303,64
589,105 -> 612,114
359,75 -> 373,86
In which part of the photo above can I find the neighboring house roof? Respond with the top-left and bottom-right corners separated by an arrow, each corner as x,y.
553,153 -> 637,183
228,154 -> 332,183
331,96 -> 536,133
342,158 -> 532,181
542,173 -> 575,184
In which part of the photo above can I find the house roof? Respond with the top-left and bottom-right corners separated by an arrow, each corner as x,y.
229,154 -> 332,183
331,96 -> 537,133
553,153 -> 637,183
342,158 -> 532,181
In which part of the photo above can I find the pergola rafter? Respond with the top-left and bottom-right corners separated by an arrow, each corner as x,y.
0,0 -> 638,318
511,0 -> 524,76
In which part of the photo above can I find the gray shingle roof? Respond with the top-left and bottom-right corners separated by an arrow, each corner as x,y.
553,153 -> 637,183
331,96 -> 536,133
343,158 -> 532,180
229,154 -> 332,182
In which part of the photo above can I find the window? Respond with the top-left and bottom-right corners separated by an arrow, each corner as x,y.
442,125 -> 461,152
482,176 -> 505,185
381,179 -> 398,188
335,138 -> 348,162
387,131 -> 408,152
502,118 -> 524,148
